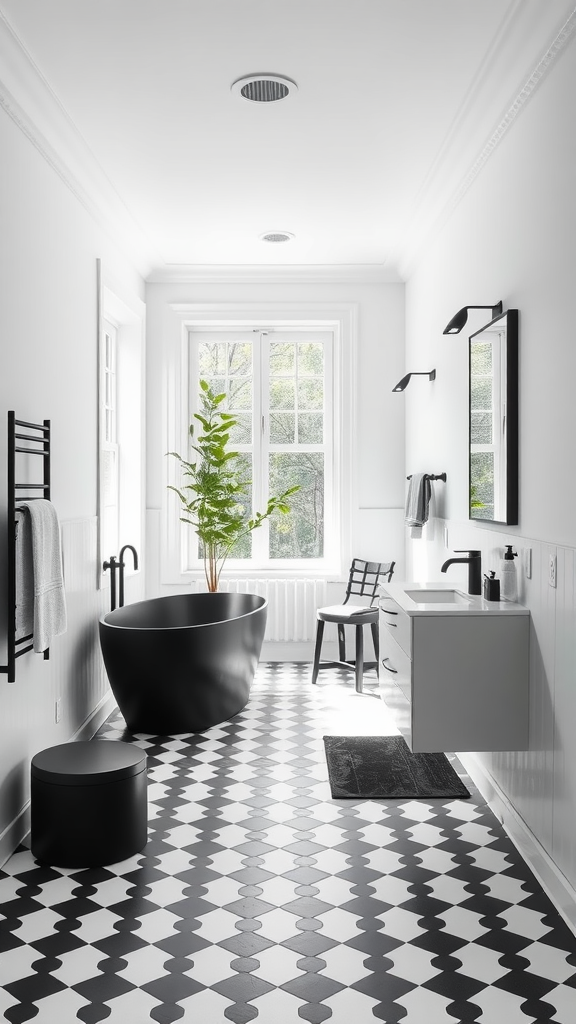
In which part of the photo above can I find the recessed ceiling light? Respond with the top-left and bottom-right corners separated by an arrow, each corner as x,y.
231,74 -> 298,103
259,231 -> 295,243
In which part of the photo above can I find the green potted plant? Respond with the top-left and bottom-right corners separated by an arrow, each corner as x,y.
168,380 -> 298,592
470,484 -> 484,509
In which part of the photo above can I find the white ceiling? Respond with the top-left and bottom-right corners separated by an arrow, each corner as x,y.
1,0 -> 574,277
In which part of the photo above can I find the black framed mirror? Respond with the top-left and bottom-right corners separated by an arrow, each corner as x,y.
469,309 -> 518,524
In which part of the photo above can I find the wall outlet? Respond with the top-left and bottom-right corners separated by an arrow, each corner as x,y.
54,698 -> 61,724
549,553 -> 557,588
523,547 -> 532,579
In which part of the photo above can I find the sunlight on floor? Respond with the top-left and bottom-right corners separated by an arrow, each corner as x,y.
319,684 -> 401,738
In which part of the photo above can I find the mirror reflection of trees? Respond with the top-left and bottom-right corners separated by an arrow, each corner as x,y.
468,310 -> 518,526
470,340 -> 495,519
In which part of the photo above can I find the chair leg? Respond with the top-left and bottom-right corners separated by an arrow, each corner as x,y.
311,620 -> 325,685
355,624 -> 364,693
337,623 -> 346,663
371,622 -> 379,677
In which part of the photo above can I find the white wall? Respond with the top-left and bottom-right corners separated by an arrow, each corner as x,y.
0,105 -> 145,863
404,42 -> 576,897
145,278 -> 407,617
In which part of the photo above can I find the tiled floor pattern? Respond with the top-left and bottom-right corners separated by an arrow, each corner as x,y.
1,663 -> 576,1023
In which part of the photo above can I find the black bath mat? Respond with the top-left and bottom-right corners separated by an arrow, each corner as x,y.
323,735 -> 470,799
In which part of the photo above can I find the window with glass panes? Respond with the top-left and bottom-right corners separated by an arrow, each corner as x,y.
187,328 -> 334,569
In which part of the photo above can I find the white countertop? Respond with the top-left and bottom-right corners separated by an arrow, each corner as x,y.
379,580 -> 529,616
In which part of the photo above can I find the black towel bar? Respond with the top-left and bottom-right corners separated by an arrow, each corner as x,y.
406,472 -> 447,482
1,411 -> 51,682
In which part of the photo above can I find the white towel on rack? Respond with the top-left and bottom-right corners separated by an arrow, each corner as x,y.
17,500 -> 67,653
15,510 -> 34,640
405,473 -> 432,537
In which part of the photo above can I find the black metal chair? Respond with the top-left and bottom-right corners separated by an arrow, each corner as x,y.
311,558 -> 396,693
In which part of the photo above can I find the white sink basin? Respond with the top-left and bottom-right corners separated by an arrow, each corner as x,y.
405,589 -> 471,605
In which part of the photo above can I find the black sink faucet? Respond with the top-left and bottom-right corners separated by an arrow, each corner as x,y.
441,549 -> 482,595
118,545 -> 139,608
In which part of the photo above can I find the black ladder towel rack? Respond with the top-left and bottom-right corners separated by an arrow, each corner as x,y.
1,411 -> 51,682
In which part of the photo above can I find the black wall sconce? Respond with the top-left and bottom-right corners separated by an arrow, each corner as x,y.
392,369 -> 436,392
443,301 -> 503,334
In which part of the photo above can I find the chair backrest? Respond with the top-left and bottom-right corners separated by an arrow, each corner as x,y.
343,558 -> 396,606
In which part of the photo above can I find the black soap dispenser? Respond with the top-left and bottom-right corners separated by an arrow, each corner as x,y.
483,571 -> 500,602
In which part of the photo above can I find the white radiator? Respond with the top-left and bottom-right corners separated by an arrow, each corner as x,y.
192,578 -> 326,642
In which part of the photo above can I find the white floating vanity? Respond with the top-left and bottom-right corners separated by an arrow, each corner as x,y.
378,580 -> 530,753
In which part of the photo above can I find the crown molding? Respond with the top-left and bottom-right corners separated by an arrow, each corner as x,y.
447,6 -> 576,213
0,10 -> 158,279
147,263 -> 402,285
4,4 -> 573,286
398,2 -> 576,278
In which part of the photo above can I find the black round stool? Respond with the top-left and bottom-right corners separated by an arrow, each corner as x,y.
31,740 -> 147,867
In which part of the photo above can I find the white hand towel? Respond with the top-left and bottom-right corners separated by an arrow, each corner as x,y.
15,510 -> 34,640
405,473 -> 432,530
17,500 -> 67,653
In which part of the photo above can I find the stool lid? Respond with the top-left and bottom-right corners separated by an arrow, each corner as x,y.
31,741 -> 147,785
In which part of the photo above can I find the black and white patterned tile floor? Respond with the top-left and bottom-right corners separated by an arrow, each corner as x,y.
1,663 -> 576,1023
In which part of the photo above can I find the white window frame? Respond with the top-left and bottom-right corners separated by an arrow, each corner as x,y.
99,317 -> 120,561
96,261 -> 146,589
185,327 -> 335,573
162,303 -> 357,585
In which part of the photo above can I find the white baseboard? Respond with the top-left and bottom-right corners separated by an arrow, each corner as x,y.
72,691 -> 117,742
459,752 -> 576,937
261,640 -> 339,662
0,691 -> 118,870
0,804 -> 29,870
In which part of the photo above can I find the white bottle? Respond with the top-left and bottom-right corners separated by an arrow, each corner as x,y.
500,545 -> 518,601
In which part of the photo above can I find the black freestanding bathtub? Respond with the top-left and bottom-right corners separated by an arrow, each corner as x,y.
99,592 -> 267,733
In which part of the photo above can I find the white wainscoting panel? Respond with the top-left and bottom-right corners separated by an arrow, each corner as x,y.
552,545 -> 576,886
486,540 -> 557,856
60,518 -> 109,732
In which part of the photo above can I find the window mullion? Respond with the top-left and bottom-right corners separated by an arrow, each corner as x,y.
251,331 -> 268,566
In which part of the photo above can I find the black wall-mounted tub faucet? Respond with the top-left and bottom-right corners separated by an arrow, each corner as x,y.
103,546 -> 139,611
118,545 -> 139,608
103,555 -> 119,611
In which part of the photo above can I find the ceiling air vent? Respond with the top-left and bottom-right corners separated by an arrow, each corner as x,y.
260,232 -> 294,243
231,74 -> 298,102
